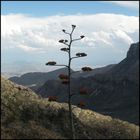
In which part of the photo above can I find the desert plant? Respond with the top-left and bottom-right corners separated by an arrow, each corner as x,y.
46,25 -> 92,139
48,96 -> 57,102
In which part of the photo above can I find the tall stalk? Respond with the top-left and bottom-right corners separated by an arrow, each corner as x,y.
68,28 -> 75,139
46,25 -> 90,139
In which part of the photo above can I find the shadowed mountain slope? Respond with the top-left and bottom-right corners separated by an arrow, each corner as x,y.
9,68 -> 72,90
9,64 -> 116,91
37,42 -> 139,125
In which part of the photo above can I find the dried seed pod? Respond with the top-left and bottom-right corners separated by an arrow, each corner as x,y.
59,74 -> 69,80
80,35 -> 85,39
81,67 -> 92,71
79,87 -> 88,95
46,61 -> 56,65
59,39 -> 64,43
60,48 -> 69,52
48,96 -> 57,101
72,25 -> 76,28
62,29 -> 66,32
76,53 -> 87,57
78,101 -> 86,107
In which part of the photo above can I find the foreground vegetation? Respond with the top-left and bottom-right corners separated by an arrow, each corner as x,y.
1,76 -> 139,139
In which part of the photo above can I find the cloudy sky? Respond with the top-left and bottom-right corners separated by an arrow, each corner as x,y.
1,1 -> 139,77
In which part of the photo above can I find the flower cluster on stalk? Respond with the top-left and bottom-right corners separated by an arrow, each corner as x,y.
81,67 -> 92,71
79,87 -> 89,95
78,101 -> 85,108
46,61 -> 56,66
48,96 -> 57,101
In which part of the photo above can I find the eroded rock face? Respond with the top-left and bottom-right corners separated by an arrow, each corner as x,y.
127,42 -> 139,59
1,77 -> 139,139
110,42 -> 139,75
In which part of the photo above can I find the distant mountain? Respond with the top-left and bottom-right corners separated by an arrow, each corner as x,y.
9,68 -> 72,90
72,64 -> 116,78
37,42 -> 139,125
1,77 -> 139,139
9,64 -> 116,91
1,61 -> 46,78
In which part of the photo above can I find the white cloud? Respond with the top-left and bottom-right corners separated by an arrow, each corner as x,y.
1,13 -> 139,54
1,13 -> 139,75
114,29 -> 133,44
106,1 -> 139,9
18,44 -> 44,53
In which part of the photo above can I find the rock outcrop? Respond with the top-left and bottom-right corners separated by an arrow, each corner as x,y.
109,42 -> 139,77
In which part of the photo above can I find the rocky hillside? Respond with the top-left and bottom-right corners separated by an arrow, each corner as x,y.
37,42 -> 139,125
1,77 -> 139,139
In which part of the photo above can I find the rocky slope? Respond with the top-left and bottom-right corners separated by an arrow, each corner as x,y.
37,42 -> 139,125
1,77 -> 139,139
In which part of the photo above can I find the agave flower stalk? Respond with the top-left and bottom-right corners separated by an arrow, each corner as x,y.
46,25 -> 92,139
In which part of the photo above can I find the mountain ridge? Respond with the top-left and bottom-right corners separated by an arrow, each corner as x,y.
9,68 -> 72,90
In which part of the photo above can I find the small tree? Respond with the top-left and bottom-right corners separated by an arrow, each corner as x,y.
46,25 -> 92,139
